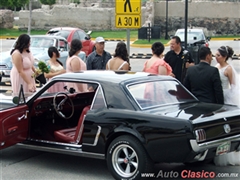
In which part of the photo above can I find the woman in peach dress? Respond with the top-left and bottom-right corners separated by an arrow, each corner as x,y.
45,47 -> 66,93
66,39 -> 88,92
143,42 -> 172,101
10,34 -> 36,96
143,42 -> 172,75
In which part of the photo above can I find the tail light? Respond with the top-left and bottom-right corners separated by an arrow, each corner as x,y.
195,129 -> 206,142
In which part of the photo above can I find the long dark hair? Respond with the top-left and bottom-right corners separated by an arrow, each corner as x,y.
69,39 -> 82,57
10,34 -> 30,55
48,46 -> 63,66
114,41 -> 130,64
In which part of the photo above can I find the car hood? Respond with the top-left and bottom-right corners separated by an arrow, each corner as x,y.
144,102 -> 240,123
0,48 -> 48,63
0,51 -> 11,61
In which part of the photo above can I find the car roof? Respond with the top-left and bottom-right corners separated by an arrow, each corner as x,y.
30,35 -> 67,41
48,27 -> 81,31
52,71 -> 174,84
176,29 -> 203,32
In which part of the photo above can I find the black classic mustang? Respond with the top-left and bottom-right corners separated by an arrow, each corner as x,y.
0,71 -> 240,180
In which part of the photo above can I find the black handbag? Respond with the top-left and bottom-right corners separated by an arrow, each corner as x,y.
36,73 -> 46,84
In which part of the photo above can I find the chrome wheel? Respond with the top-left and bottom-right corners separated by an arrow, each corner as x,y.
112,144 -> 139,178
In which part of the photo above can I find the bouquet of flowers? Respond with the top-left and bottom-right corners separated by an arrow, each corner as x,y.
32,61 -> 50,84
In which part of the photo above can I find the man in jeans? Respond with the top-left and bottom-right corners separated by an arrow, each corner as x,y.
86,37 -> 112,70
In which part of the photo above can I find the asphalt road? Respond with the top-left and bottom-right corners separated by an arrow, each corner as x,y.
0,39 -> 240,180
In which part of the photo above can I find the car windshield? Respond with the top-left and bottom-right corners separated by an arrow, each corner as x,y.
176,31 -> 205,41
47,30 -> 70,39
31,37 -> 54,48
127,80 -> 196,109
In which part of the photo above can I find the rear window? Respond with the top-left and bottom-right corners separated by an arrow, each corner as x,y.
47,30 -> 70,39
176,31 -> 205,41
127,80 -> 196,109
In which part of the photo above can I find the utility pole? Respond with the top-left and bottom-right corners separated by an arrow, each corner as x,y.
165,0 -> 168,40
27,0 -> 32,35
184,0 -> 188,49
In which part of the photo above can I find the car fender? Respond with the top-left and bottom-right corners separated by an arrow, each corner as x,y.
104,124 -> 148,156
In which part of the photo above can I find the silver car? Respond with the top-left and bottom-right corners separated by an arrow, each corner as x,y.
0,35 -> 86,82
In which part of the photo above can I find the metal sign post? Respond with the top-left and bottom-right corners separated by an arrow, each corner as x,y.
184,0 -> 188,49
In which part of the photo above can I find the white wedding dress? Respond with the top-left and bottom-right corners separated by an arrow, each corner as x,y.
214,63 -> 240,166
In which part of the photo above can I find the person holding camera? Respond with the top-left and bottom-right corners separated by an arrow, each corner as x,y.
164,36 -> 194,83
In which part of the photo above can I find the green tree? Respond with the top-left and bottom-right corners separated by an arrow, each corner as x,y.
40,0 -> 56,5
0,0 -> 29,8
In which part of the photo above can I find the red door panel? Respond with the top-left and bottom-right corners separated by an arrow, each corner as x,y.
0,105 -> 29,149
81,40 -> 91,56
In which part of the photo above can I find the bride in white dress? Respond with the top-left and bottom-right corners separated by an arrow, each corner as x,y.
214,46 -> 240,166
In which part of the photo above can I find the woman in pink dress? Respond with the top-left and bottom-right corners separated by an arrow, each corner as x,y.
143,42 -> 172,75
45,47 -> 66,93
143,42 -> 172,101
106,41 -> 130,71
66,39 -> 87,92
10,34 -> 36,96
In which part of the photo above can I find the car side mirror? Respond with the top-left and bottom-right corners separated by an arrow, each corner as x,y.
206,37 -> 211,41
85,34 -> 91,40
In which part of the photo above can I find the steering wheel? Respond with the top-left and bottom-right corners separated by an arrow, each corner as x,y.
53,92 -> 74,119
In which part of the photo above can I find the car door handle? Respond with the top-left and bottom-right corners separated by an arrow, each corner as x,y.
7,126 -> 18,134
18,110 -> 29,121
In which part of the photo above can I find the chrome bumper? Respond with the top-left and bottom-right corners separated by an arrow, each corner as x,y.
190,134 -> 240,152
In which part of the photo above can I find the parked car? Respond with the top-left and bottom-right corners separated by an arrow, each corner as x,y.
46,27 -> 95,56
174,28 -> 211,64
0,35 -> 86,82
1,71 -> 240,180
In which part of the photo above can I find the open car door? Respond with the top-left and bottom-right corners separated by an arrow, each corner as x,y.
0,87 -> 29,149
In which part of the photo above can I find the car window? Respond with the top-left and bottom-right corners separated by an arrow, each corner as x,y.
72,31 -> 80,40
77,30 -> 87,40
127,80 -> 196,109
91,87 -> 106,110
57,39 -> 68,51
31,37 -> 54,48
176,31 -> 205,41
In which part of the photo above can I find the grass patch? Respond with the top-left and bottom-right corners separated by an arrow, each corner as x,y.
0,28 -> 139,39
133,39 -> 170,45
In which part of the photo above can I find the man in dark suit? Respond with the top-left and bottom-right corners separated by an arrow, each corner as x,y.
183,46 -> 224,104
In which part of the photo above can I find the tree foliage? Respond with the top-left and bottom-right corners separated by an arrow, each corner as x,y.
40,0 -> 56,5
0,0 -> 29,8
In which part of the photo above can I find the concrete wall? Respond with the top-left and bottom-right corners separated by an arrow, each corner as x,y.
154,1 -> 240,36
0,10 -> 14,29
13,1 -> 240,35
17,5 -> 146,31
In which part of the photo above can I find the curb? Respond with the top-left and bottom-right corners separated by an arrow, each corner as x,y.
130,53 -> 152,59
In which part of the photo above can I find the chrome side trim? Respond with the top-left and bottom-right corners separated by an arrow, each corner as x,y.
190,134 -> 240,152
16,143 -> 105,160
83,125 -> 101,146
29,138 -> 81,148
